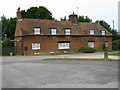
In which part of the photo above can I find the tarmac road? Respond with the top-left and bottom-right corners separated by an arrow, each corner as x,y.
1,52 -> 118,88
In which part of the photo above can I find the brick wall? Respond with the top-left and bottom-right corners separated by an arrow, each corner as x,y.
15,36 -> 112,55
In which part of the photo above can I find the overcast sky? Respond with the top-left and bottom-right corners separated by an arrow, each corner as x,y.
0,0 -> 119,30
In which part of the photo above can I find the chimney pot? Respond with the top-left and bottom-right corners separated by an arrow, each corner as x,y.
69,13 -> 78,24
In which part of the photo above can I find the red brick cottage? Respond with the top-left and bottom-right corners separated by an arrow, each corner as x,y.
14,8 -> 112,55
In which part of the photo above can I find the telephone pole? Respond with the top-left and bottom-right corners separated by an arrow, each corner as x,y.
113,20 -> 114,30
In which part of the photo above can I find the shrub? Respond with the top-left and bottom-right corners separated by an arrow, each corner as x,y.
78,46 -> 96,53
2,38 -> 13,47
2,46 -> 15,56
112,40 -> 120,51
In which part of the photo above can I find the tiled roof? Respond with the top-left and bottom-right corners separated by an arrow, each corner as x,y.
15,19 -> 112,37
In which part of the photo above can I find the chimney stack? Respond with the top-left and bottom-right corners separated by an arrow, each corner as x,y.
69,12 -> 78,24
16,7 -> 22,19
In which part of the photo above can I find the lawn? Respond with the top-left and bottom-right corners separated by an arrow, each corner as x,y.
109,52 -> 120,56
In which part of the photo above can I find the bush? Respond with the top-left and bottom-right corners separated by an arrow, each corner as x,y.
2,46 -> 15,56
112,40 -> 120,51
2,38 -> 13,47
78,46 -> 96,53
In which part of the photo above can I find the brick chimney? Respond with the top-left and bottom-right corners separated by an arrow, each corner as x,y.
16,7 -> 22,19
69,12 -> 78,24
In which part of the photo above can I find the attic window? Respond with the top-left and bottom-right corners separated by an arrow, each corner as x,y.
89,30 -> 95,35
34,27 -> 40,34
50,29 -> 57,35
65,29 -> 71,35
101,30 -> 106,35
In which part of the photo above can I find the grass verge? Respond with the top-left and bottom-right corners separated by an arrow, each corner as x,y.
43,58 -> 118,61
109,52 -> 120,56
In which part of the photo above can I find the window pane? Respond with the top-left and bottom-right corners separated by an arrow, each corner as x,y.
32,43 -> 40,50
88,42 -> 94,48
65,29 -> 71,35
105,41 -> 108,47
51,29 -> 57,35
58,42 -> 70,49
34,28 -> 40,34
90,30 -> 94,35
102,30 -> 105,35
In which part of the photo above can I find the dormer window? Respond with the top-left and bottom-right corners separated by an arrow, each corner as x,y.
65,29 -> 71,35
101,30 -> 106,35
89,30 -> 95,35
50,29 -> 57,35
34,27 -> 40,34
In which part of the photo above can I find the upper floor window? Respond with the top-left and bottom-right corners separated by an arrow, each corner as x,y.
34,27 -> 40,34
89,30 -> 95,35
101,30 -> 106,35
65,29 -> 71,35
50,28 -> 57,35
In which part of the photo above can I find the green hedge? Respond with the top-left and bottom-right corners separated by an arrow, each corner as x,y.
2,46 -> 15,56
112,40 -> 120,51
78,46 -> 96,53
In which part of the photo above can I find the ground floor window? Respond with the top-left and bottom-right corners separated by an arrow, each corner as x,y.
103,41 -> 108,48
88,41 -> 94,48
32,43 -> 40,50
58,41 -> 70,49
105,41 -> 108,47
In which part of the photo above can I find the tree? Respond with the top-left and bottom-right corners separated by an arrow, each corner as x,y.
112,39 -> 120,50
1,15 -> 16,40
1,15 -> 9,39
8,18 -> 17,39
60,15 -> 92,22
78,16 -> 92,22
21,6 -> 55,20
2,38 -> 13,47
60,16 -> 67,21
95,20 -> 111,31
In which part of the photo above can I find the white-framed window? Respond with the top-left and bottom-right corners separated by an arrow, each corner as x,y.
101,30 -> 106,35
50,28 -> 57,35
105,41 -> 108,47
89,30 -> 95,35
32,43 -> 40,50
65,29 -> 71,35
34,28 -> 40,34
58,42 -> 70,49
88,41 -> 94,48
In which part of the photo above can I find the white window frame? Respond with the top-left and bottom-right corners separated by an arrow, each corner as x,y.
65,29 -> 71,35
89,30 -> 95,35
88,42 -> 94,48
34,28 -> 40,34
51,29 -> 57,35
101,30 -> 106,35
105,41 -> 108,47
58,42 -> 70,49
32,43 -> 40,50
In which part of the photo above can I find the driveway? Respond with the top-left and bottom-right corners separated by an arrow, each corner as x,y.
1,52 -> 118,88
